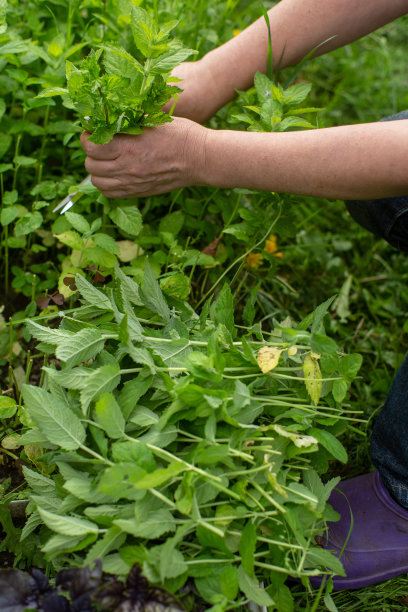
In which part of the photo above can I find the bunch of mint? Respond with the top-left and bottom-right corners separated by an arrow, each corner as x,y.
40,6 -> 196,144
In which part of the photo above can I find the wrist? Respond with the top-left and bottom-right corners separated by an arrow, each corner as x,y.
171,58 -> 219,124
199,129 -> 246,190
182,121 -> 211,187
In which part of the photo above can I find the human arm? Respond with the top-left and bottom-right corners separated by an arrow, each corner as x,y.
172,0 -> 408,122
81,117 -> 408,201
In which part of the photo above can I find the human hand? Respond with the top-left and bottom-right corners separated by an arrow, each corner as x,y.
164,59 -> 219,124
81,117 -> 209,198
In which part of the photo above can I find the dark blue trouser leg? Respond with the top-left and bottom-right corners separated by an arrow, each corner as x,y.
345,110 -> 408,507
370,355 -> 408,507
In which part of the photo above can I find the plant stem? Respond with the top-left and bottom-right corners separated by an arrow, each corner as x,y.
36,105 -> 50,185
98,87 -> 109,125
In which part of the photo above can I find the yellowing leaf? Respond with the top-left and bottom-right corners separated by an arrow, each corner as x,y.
303,353 -> 322,405
272,424 -> 318,448
24,445 -> 43,462
287,346 -> 298,356
55,230 -> 84,251
293,434 -> 319,448
257,346 -> 282,373
117,240 -> 143,262
1,434 -> 21,450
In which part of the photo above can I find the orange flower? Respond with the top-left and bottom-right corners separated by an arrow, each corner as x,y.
264,234 -> 278,254
246,253 -> 264,269
264,234 -> 284,259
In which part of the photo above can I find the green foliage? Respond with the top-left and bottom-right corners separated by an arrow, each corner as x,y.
229,71 -> 321,132
17,268 -> 361,609
2,1 -> 407,608
45,6 -> 196,144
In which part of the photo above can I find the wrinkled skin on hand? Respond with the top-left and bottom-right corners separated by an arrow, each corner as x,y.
81,117 -> 208,198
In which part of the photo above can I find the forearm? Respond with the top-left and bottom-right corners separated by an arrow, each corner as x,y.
200,120 -> 408,200
199,0 -> 407,116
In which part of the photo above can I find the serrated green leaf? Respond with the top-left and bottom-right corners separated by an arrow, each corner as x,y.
210,284 -> 235,338
103,44 -> 143,79
283,82 -> 312,106
94,391 -> 125,438
21,511 -> 43,541
0,396 -> 18,419
63,478 -> 112,504
115,264 -> 143,306
311,296 -> 336,334
84,245 -> 117,268
75,274 -> 113,311
97,463 -> 147,501
126,342 -> 157,373
308,428 -> 347,463
310,333 -> 338,355
131,6 -> 154,57
109,206 -> 142,237
85,526 -> 127,565
65,211 -> 91,234
129,406 -> 159,427
305,547 -> 345,576
332,379 -> 348,403
22,385 -> 86,450
41,533 -> 84,554
133,462 -> 184,489
43,366 -> 92,390
239,521 -> 256,577
14,155 -> 37,166
237,565 -> 274,606
149,48 -> 197,74
22,466 -> 56,496
38,507 -> 99,536
140,260 -> 170,322
92,233 -> 120,254
339,353 -> 363,381
1,205 -> 20,226
55,230 -> 84,250
220,565 -> 239,601
80,366 -> 121,414
115,508 -> 176,539
111,441 -> 155,471
14,211 -> 43,236
27,320 -> 74,345
55,328 -> 105,368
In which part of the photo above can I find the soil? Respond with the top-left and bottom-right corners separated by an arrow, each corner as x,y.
0,551 -> 15,568
0,454 -> 25,490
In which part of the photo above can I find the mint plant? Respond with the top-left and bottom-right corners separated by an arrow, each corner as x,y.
18,267 -> 362,610
41,6 -> 196,144
229,71 -> 321,133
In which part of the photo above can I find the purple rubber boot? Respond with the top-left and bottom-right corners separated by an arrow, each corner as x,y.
309,470 -> 408,590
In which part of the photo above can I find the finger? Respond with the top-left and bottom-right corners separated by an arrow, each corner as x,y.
84,157 -> 119,177
80,131 -> 121,161
91,174 -> 156,198
90,175 -> 123,192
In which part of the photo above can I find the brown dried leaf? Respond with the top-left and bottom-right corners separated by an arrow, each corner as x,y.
36,295 -> 50,310
202,237 -> 221,257
51,293 -> 65,306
